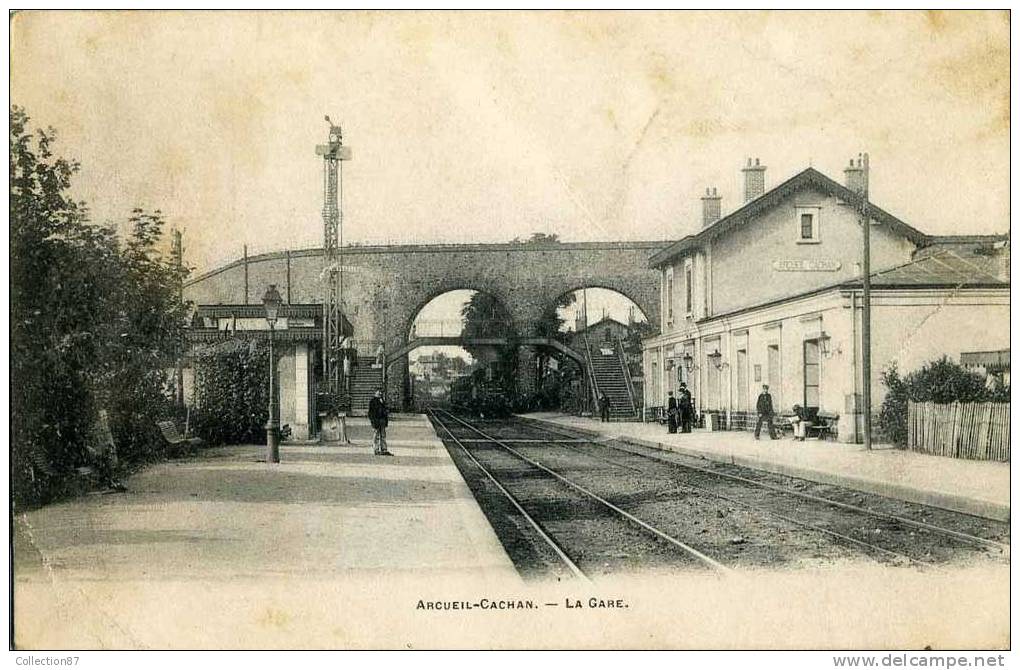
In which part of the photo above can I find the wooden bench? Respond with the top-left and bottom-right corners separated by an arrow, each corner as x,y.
806,411 -> 839,441
776,413 -> 798,437
645,406 -> 667,424
157,420 -> 204,455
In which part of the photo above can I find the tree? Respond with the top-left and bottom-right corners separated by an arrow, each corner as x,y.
510,232 -> 562,246
460,292 -> 517,395
11,106 -> 99,504
535,292 -> 576,340
11,107 -> 189,506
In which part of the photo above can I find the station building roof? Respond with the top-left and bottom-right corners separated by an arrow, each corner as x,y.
648,167 -> 931,269
694,249 -> 1008,326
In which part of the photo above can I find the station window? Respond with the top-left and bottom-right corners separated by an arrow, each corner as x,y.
665,267 -> 674,323
800,213 -> 814,239
796,206 -> 821,244
684,263 -> 693,316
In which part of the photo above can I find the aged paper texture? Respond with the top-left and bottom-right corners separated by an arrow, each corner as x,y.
9,10 -> 1010,651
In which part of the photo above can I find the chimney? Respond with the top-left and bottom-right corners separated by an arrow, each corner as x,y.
742,157 -> 766,202
701,187 -> 722,227
844,156 -> 865,194
574,308 -> 585,333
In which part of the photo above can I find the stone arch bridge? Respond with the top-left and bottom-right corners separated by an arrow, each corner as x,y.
184,240 -> 665,416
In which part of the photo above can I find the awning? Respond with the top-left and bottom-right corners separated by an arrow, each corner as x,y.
960,349 -> 1010,373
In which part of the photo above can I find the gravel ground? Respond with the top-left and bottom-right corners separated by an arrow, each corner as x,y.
433,413 -> 1009,578
520,417 -> 1009,555
555,439 -> 1005,565
485,437 -> 873,569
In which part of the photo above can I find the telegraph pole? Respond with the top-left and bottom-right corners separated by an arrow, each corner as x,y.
582,288 -> 590,414
172,229 -> 185,409
859,153 -> 872,450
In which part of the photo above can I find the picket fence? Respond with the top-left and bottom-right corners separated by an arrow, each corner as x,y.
907,401 -> 1010,462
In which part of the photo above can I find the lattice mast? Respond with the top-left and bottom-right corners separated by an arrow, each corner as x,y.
316,116 -> 352,394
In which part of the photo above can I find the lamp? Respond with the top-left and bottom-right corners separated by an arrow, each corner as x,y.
818,332 -> 836,358
707,349 -> 724,370
263,284 -> 282,326
262,284 -> 283,464
682,351 -> 695,371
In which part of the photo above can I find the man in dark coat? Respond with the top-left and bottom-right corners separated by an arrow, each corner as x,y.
678,383 -> 693,433
754,384 -> 779,440
368,389 -> 392,456
666,391 -> 679,434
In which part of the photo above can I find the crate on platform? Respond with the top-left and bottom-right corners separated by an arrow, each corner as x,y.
704,411 -> 727,431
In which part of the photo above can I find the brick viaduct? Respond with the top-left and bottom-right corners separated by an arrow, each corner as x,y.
184,240 -> 665,405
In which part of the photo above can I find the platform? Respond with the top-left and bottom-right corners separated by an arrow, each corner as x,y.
13,415 -> 517,648
521,413 -> 1010,522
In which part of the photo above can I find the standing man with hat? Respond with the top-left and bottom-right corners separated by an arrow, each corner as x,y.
666,391 -> 679,434
754,384 -> 779,440
368,389 -> 392,456
678,383 -> 694,433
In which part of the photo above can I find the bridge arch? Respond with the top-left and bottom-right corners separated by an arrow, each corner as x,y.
404,287 -> 518,342
182,240 -> 665,412
545,283 -> 653,328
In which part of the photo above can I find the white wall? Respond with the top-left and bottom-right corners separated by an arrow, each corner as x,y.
863,290 -> 1010,407
710,186 -> 916,316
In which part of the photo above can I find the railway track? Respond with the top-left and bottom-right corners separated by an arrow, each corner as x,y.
429,409 -> 1008,579
517,417 -> 1010,558
428,408 -> 731,580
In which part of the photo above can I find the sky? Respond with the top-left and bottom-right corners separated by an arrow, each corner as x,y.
11,11 -> 1009,272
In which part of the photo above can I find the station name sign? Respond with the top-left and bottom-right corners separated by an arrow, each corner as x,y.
772,259 -> 842,272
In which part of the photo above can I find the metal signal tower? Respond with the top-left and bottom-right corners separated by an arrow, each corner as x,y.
316,116 -> 352,394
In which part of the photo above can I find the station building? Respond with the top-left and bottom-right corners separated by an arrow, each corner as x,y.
642,159 -> 1009,442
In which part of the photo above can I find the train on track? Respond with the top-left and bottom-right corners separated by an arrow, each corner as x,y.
449,372 -> 513,418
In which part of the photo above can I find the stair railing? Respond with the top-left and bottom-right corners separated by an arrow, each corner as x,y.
615,334 -> 638,418
580,330 -> 602,415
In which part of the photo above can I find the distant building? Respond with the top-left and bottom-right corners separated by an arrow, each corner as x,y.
961,349 -> 1010,388
568,315 -> 633,351
569,314 -> 648,374
643,158 -> 1009,441
409,351 -> 472,401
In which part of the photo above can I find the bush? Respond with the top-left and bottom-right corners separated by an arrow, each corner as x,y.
318,390 -> 352,417
878,356 -> 1006,447
192,340 -> 270,445
877,365 -> 909,446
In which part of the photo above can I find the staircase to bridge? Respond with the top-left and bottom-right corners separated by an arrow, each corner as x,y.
585,337 -> 639,421
350,357 -> 384,414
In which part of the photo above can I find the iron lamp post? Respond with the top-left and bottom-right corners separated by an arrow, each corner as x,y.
263,284 -> 283,464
